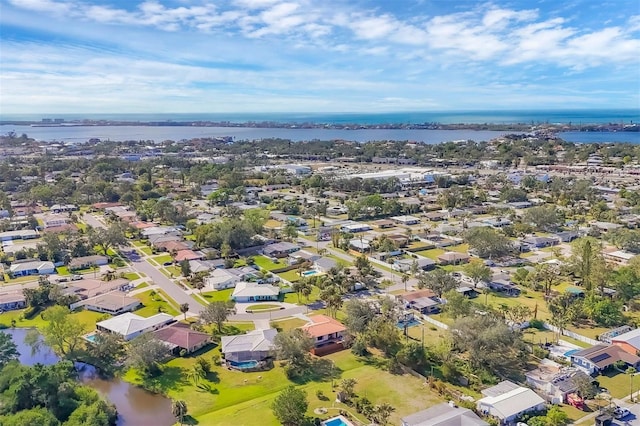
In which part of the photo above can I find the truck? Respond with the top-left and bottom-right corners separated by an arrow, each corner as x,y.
567,393 -> 585,410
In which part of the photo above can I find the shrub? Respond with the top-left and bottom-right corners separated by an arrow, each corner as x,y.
211,353 -> 221,366
529,319 -> 545,330
532,345 -> 550,359
196,357 -> 212,374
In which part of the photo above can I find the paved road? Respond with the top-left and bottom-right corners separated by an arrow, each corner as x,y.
83,213 -> 204,315
120,247 -> 203,315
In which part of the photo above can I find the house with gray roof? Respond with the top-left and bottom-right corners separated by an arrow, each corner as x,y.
314,257 -> 338,273
221,328 -> 277,364
402,402 -> 488,426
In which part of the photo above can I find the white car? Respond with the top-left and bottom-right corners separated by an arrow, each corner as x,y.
614,407 -> 630,419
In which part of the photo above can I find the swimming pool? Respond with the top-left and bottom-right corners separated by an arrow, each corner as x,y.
564,349 -> 579,357
229,360 -> 259,369
322,416 -> 354,426
85,334 -> 97,343
302,270 -> 319,276
397,319 -> 421,329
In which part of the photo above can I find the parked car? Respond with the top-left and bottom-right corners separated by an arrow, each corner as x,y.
71,275 -> 83,281
54,278 -> 68,283
614,407 -> 630,419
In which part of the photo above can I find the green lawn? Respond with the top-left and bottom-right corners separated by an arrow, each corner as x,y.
123,272 -> 141,281
165,265 -> 181,277
415,248 -> 446,260
246,304 -> 281,311
202,289 -> 234,302
151,254 -> 173,265
134,289 -> 180,317
56,266 -> 71,276
597,369 -> 637,399
253,255 -> 285,271
271,317 -> 308,331
0,307 -> 105,332
277,269 -> 301,283
280,286 -> 320,305
124,348 -> 445,425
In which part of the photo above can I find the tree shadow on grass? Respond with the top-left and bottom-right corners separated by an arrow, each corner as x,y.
182,415 -> 199,425
358,355 -> 390,370
195,381 -> 220,394
205,371 -> 220,383
289,358 -> 343,385
141,366 -> 189,394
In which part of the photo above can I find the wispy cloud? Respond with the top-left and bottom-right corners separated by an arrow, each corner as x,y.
0,0 -> 638,113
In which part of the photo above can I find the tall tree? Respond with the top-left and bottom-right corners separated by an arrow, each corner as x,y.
85,332 -> 126,377
199,301 -> 236,333
0,331 -> 19,368
88,222 -> 127,256
180,303 -> 190,320
450,315 -> 527,376
171,400 -> 188,426
465,227 -> 514,259
570,237 -> 602,291
271,386 -> 308,426
418,269 -> 459,298
42,306 -> 85,357
463,261 -> 491,288
127,333 -> 168,377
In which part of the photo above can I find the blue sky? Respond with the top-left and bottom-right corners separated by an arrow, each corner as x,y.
0,0 -> 639,113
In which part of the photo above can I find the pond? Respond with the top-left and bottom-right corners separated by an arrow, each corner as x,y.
4,328 -> 175,426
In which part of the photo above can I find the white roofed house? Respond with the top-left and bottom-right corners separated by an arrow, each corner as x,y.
95,312 -> 175,341
9,259 -> 55,277
205,268 -> 242,290
477,381 -> 546,425
231,282 -> 280,303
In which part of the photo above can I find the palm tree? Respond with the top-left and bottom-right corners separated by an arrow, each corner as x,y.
401,273 -> 409,291
171,399 -> 188,425
180,303 -> 189,320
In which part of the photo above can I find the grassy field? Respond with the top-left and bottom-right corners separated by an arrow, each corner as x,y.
134,289 -> 180,317
124,348 -> 445,426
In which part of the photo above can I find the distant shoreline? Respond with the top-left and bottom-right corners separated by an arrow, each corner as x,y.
1,120 -> 637,133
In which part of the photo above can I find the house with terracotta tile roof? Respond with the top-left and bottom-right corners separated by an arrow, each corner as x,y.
300,315 -> 346,356
153,322 -> 212,354
174,249 -> 204,262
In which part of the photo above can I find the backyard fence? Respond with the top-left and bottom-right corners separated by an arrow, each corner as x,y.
542,322 -> 598,346
422,314 -> 449,330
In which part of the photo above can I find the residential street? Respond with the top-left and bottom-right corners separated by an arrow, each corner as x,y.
84,213 -> 204,315
120,246 -> 203,314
